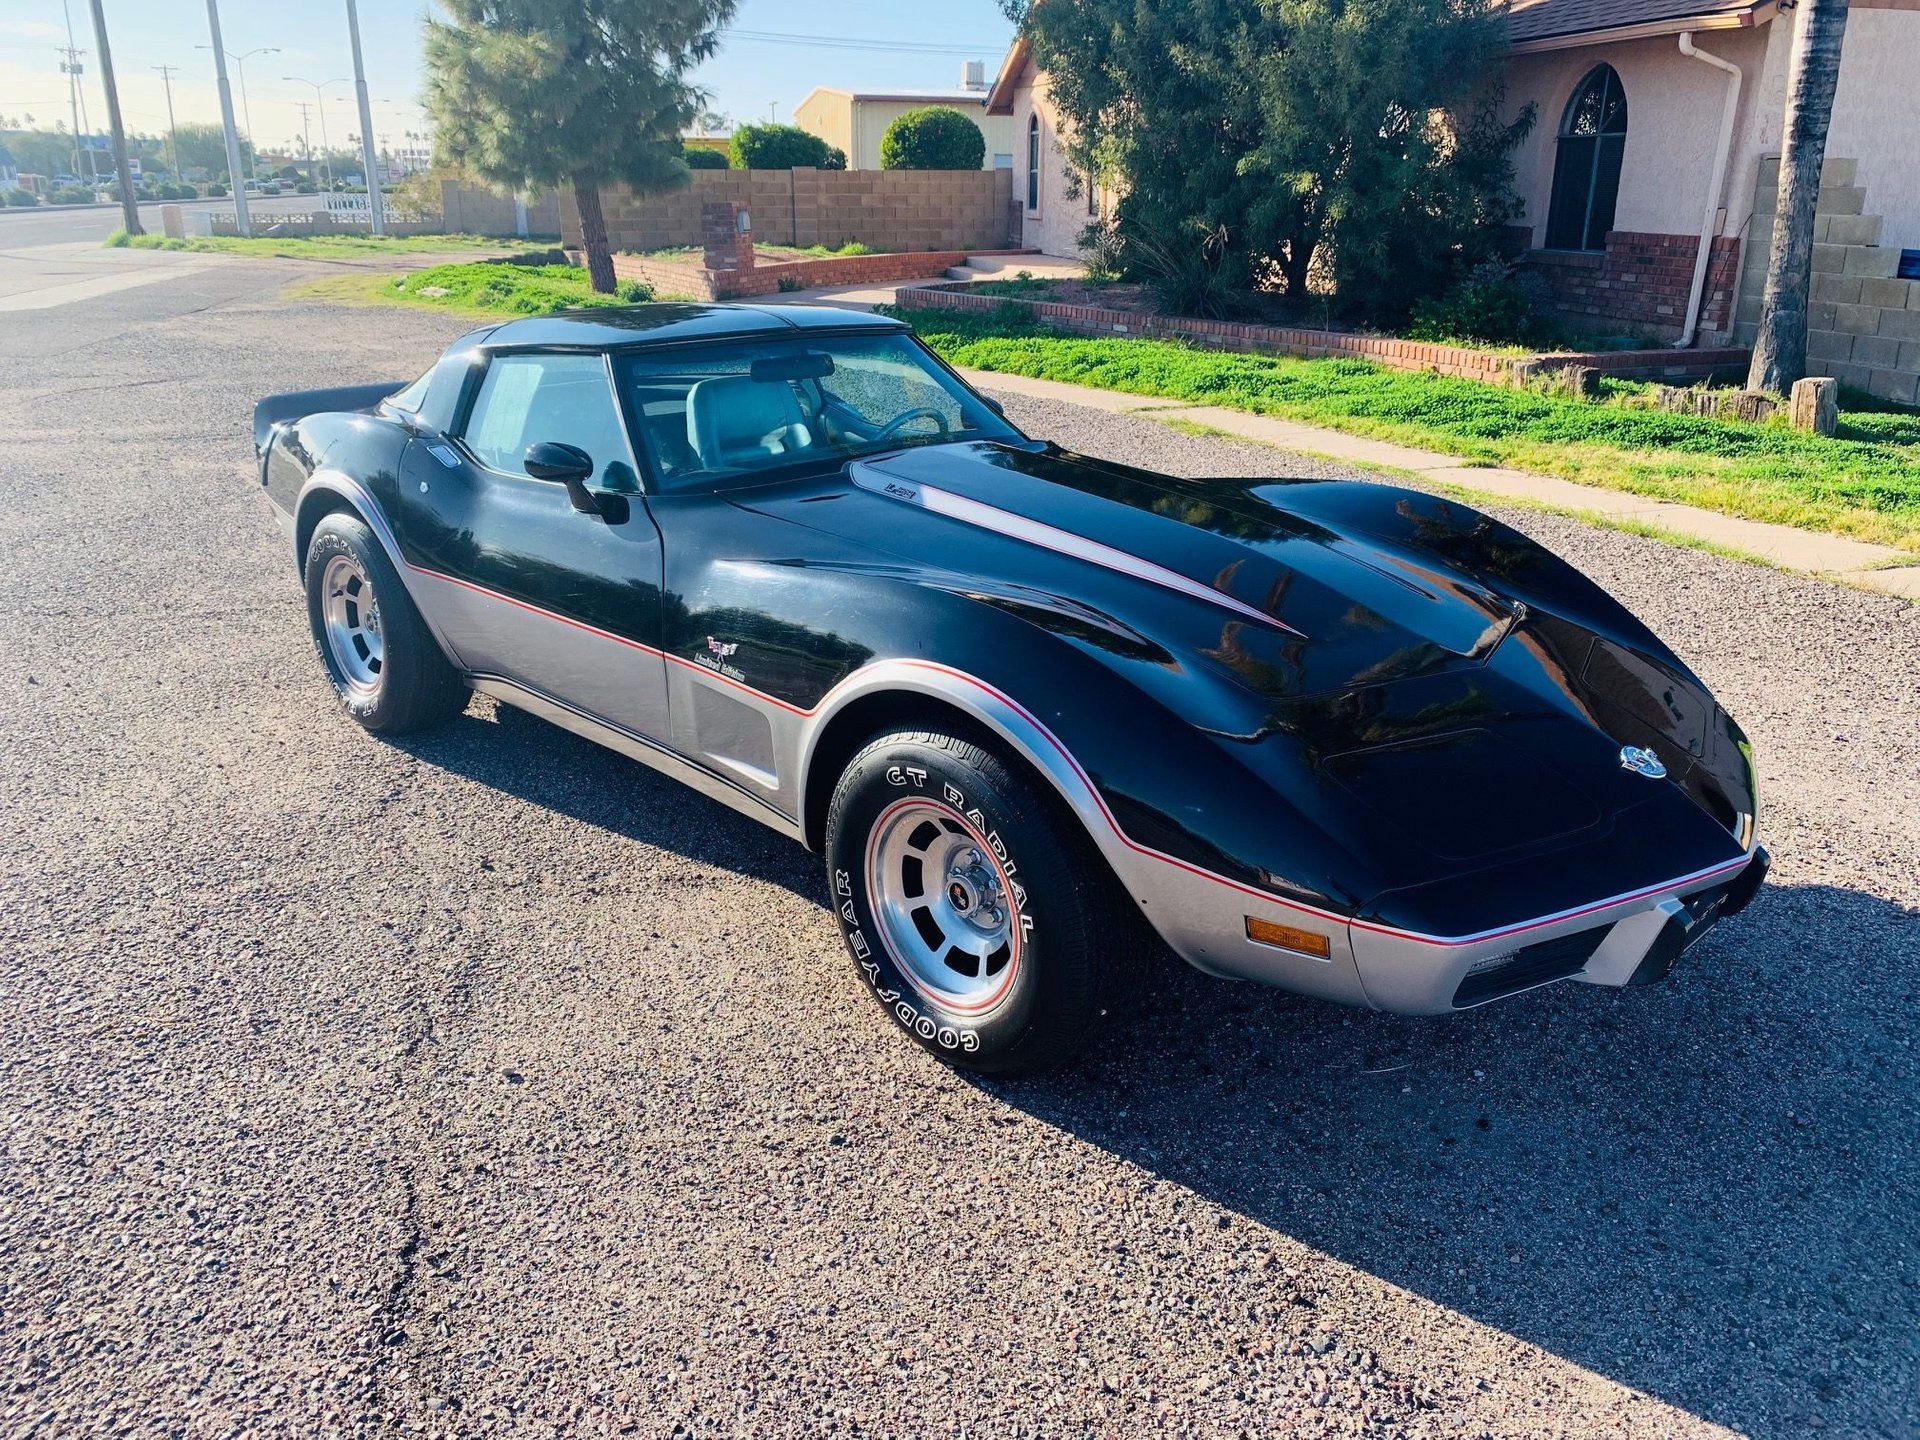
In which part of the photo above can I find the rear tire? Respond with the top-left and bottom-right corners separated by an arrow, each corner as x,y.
304,513 -> 467,735
824,724 -> 1147,1074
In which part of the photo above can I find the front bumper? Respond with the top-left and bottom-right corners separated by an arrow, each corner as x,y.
1132,845 -> 1769,1016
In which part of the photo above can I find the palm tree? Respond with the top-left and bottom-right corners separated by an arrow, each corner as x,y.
1747,0 -> 1851,394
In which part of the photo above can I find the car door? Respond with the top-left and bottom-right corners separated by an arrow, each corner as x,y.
392,348 -> 671,740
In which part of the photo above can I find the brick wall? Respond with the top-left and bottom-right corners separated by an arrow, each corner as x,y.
894,284 -> 1747,384
1523,232 -> 1741,339
611,249 -> 1001,301
561,168 -> 1016,255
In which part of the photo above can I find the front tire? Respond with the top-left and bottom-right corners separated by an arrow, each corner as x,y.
824,725 -> 1146,1074
304,512 -> 467,734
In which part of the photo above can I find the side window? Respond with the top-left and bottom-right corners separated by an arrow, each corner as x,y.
461,352 -> 638,489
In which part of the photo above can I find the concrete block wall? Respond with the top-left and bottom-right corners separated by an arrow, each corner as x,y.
1734,156 -> 1920,403
560,169 -> 1016,255
439,181 -> 561,237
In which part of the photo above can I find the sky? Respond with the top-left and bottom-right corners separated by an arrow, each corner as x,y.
0,0 -> 1018,156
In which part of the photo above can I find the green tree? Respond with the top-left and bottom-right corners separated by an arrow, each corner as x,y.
162,122 -> 253,178
880,106 -> 986,170
2,129 -> 78,178
1007,0 -> 1527,323
728,123 -> 841,170
425,0 -> 735,294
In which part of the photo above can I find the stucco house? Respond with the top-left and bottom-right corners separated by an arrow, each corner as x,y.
990,0 -> 1920,400
795,66 -> 1016,172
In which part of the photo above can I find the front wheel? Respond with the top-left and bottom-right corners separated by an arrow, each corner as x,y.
304,512 -> 467,734
824,725 -> 1147,1074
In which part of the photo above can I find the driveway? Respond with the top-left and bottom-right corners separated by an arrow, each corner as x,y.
1,261 -> 1914,1438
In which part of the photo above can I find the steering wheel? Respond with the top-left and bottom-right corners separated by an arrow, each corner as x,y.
874,407 -> 951,441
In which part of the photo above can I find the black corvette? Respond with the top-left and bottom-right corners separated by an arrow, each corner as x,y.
253,303 -> 1767,1072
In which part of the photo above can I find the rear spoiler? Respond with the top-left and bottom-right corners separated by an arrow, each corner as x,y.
251,382 -> 407,457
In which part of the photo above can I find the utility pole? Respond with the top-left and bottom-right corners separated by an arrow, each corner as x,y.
59,1 -> 94,180
152,64 -> 182,183
293,101 -> 314,178
203,0 -> 250,236
344,0 -> 385,233
57,46 -> 86,178
285,77 -> 348,188
85,0 -> 141,235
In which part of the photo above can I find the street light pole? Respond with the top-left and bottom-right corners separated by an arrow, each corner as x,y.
197,45 -> 277,181
344,0 -> 384,234
203,0 -> 250,235
152,64 -> 182,183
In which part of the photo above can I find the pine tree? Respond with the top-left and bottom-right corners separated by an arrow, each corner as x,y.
424,0 -> 735,294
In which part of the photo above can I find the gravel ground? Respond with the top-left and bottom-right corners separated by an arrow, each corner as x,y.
1,260 -> 1915,1439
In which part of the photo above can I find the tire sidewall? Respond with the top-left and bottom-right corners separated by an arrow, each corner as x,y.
827,737 -> 1054,1064
304,517 -> 395,726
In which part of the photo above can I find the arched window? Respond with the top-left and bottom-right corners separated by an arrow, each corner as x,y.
1544,65 -> 1627,251
1026,114 -> 1041,213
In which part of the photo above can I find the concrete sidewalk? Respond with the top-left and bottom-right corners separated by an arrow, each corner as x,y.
959,367 -> 1920,601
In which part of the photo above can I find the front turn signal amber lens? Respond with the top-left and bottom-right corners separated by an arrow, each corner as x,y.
1245,917 -> 1332,958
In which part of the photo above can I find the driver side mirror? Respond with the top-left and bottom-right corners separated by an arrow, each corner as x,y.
524,441 -> 602,514
981,396 -> 1005,417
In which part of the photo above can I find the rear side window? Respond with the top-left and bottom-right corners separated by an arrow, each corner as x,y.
386,370 -> 431,413
461,352 -> 638,490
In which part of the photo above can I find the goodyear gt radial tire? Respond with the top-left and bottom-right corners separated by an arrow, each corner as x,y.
303,513 -> 467,734
825,726 -> 1147,1074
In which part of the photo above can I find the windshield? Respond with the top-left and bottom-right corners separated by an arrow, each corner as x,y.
617,332 -> 1021,492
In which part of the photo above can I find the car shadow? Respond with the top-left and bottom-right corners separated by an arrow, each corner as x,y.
985,880 -> 1918,1439
391,699 -> 822,905
394,701 -> 1913,1438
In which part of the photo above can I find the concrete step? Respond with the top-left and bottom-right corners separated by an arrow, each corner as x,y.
943,266 -> 975,281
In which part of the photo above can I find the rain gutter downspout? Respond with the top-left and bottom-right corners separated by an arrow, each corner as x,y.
1676,32 -> 1744,347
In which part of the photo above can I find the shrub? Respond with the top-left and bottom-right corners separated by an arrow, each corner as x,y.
879,106 -> 985,171
683,146 -> 727,170
48,185 -> 94,205
1406,260 -> 1556,348
3,187 -> 39,207
206,182 -> 228,197
295,180 -> 318,195
728,123 -> 837,171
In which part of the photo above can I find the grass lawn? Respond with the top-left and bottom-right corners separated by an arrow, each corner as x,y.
105,230 -> 544,261
896,305 -> 1920,550
289,262 -> 665,318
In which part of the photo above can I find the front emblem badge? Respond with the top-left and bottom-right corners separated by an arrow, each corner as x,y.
1619,745 -> 1667,779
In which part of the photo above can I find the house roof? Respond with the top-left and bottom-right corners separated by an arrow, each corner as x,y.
801,87 -> 994,108
985,36 -> 1032,115
1505,0 -> 1775,50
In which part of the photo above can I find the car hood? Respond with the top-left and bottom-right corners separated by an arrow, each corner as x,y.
734,440 -> 1526,704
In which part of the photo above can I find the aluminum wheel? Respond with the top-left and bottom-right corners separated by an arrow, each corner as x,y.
866,799 -> 1021,1014
319,553 -> 385,693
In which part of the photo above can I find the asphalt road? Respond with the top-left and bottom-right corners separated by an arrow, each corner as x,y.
0,194 -> 328,248
1,254 -> 1915,1439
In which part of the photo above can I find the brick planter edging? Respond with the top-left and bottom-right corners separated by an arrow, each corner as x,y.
604,248 -> 1040,302
893,283 -> 1750,385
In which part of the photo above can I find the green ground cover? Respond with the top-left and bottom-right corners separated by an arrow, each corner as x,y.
106,230 -> 536,260
896,304 -> 1920,549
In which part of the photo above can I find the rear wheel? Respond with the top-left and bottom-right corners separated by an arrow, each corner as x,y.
824,724 -> 1147,1074
304,513 -> 467,734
